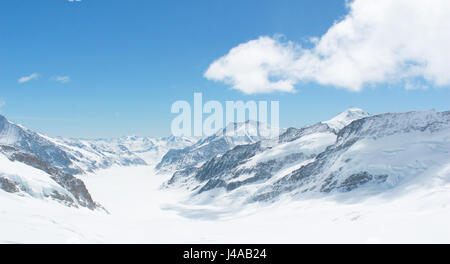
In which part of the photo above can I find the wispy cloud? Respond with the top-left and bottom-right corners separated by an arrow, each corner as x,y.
51,76 -> 71,83
18,73 -> 39,83
205,0 -> 450,94
0,100 -> 5,109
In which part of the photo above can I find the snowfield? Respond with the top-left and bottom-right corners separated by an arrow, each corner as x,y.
1,164 -> 450,243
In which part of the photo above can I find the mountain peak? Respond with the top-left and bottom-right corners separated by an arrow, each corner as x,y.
324,107 -> 369,131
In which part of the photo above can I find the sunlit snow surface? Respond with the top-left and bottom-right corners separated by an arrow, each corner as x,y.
1,164 -> 450,243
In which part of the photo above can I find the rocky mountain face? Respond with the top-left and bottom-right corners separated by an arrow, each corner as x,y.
163,109 -> 450,205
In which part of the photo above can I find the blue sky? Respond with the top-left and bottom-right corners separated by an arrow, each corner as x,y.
1,0 -> 449,138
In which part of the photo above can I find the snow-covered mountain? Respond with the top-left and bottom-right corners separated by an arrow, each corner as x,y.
163,108 -> 368,193
0,115 -> 107,209
0,115 -> 80,174
254,109 -> 450,200
155,120 -> 276,173
163,108 -> 450,206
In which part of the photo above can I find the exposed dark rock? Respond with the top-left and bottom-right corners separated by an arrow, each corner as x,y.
0,177 -> 19,193
44,190 -> 76,207
338,172 -> 388,192
199,179 -> 226,193
195,142 -> 262,182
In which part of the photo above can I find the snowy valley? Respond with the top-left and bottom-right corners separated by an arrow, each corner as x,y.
1,108 -> 450,243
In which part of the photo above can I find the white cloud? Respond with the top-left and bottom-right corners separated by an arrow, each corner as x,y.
205,37 -> 299,94
0,100 -> 5,108
52,76 -> 71,83
205,0 -> 450,94
18,73 -> 39,83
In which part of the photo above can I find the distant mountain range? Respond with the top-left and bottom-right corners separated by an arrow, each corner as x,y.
1,108 -> 449,210
156,121 -> 275,173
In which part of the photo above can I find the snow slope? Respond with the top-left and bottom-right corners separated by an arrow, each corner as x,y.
0,154 -> 77,205
1,164 -> 450,243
